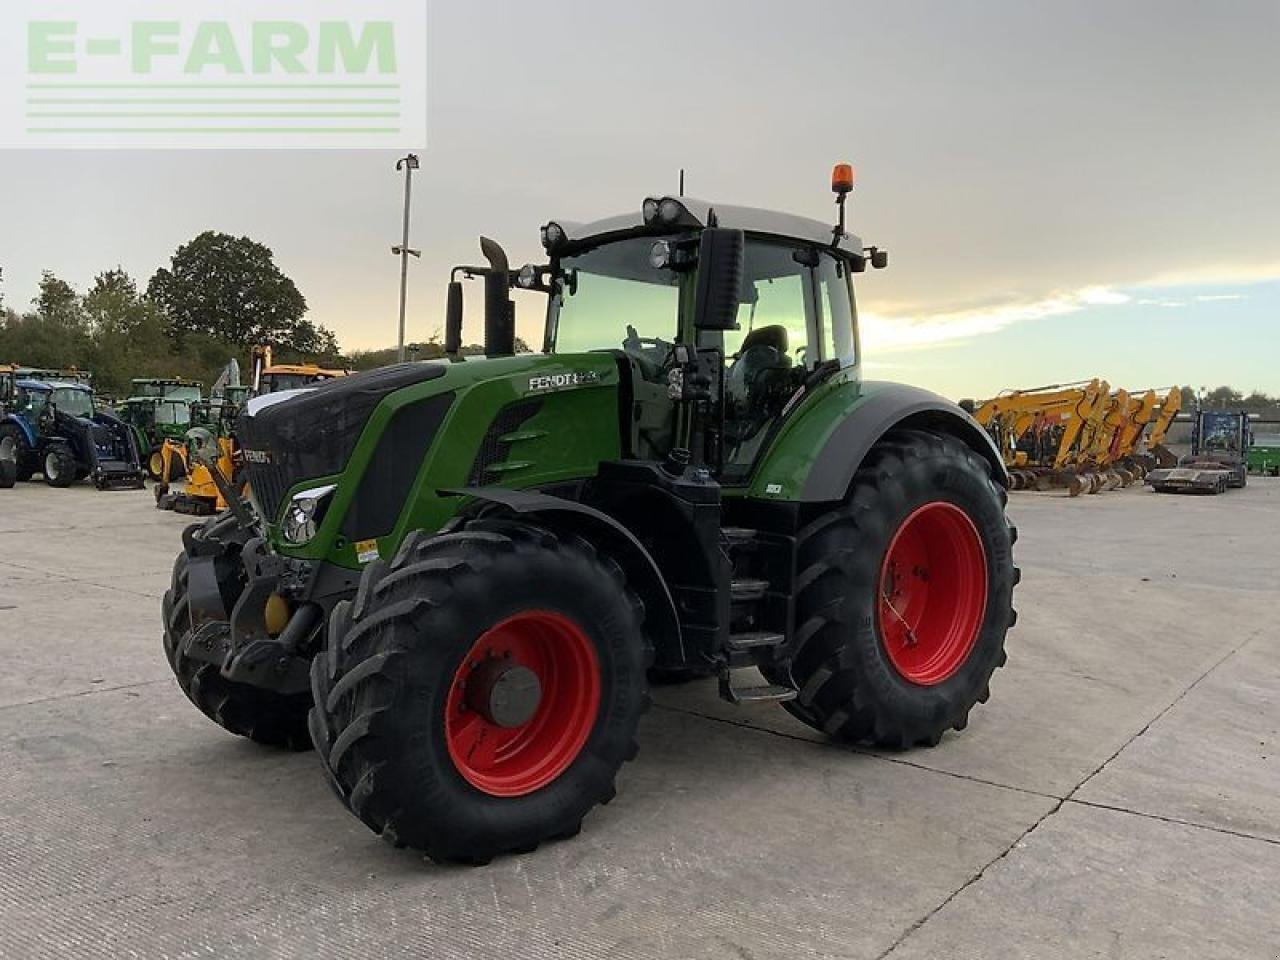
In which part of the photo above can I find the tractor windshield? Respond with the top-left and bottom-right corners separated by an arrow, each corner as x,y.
52,387 -> 94,418
551,236 -> 683,368
16,387 -> 48,418
261,373 -> 315,393
155,400 -> 192,426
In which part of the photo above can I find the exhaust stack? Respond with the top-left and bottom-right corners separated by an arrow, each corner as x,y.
480,237 -> 514,357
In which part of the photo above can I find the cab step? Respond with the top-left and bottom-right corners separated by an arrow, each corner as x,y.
726,630 -> 785,651
721,526 -> 759,548
730,577 -> 770,602
718,667 -> 798,705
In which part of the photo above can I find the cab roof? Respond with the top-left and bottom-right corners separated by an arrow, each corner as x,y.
16,379 -> 91,393
553,195 -> 864,260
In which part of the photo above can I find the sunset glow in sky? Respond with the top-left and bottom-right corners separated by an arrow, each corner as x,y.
1,0 -> 1276,400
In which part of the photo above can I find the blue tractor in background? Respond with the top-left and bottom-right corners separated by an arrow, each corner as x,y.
0,376 -> 145,490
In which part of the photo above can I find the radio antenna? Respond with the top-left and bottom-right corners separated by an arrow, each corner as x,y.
679,168 -> 685,197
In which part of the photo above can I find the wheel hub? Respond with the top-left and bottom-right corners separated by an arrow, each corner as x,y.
445,610 -> 600,797
877,501 -> 988,686
465,659 -> 543,728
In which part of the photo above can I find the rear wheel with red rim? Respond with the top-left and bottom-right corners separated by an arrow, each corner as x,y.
776,430 -> 1017,749
877,502 -> 988,686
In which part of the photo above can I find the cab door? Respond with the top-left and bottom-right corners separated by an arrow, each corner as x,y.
716,241 -> 857,484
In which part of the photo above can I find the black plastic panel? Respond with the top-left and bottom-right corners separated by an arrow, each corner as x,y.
341,393 -> 454,540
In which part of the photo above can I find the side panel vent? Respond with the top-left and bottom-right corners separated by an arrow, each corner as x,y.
467,399 -> 543,485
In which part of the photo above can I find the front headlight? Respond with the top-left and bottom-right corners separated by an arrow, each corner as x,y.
281,484 -> 337,545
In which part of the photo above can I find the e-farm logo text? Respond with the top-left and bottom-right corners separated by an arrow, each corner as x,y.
0,1 -> 426,149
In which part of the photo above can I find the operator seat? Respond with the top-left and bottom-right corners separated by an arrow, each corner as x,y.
728,325 -> 790,397
725,325 -> 793,446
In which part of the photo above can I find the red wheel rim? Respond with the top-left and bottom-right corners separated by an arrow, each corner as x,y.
877,501 -> 988,686
445,610 -> 600,797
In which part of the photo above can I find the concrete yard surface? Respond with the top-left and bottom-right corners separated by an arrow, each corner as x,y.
1,480 -> 1277,959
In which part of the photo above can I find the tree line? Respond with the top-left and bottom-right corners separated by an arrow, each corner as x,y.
0,231 -> 341,399
1185,385 -> 1280,418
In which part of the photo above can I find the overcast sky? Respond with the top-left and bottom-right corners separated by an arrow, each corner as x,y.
1,0 -> 1277,399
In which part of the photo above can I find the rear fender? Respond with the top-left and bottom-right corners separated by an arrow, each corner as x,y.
754,381 -> 1008,503
443,486 -> 683,663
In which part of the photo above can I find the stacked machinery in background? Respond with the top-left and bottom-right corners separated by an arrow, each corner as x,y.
971,382 -> 1182,496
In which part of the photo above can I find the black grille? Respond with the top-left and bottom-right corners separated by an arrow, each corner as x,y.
245,460 -> 293,523
466,399 -> 543,485
236,362 -> 449,524
341,393 -> 454,539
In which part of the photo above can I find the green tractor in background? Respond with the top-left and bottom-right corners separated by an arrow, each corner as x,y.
163,167 -> 1018,863
117,378 -> 203,480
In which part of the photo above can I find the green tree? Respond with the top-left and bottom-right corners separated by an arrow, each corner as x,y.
148,231 -> 319,349
0,273 -> 93,370
83,268 -> 182,396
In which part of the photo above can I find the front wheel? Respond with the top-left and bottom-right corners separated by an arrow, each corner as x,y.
161,521 -> 313,750
43,447 -> 77,487
310,518 -> 651,862
0,425 -> 35,481
778,430 -> 1018,748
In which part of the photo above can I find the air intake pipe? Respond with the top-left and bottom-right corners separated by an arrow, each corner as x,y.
480,236 -> 515,357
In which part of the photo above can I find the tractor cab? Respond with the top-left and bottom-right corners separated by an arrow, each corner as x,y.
445,170 -> 886,491
16,380 -> 96,425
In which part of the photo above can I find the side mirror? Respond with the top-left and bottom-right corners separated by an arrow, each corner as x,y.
870,248 -> 889,269
444,280 -> 463,357
693,228 -> 744,331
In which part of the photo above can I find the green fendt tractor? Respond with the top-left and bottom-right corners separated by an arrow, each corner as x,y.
163,168 -> 1018,862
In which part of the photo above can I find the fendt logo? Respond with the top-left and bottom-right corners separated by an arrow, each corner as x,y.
0,1 -> 426,149
527,371 -> 602,394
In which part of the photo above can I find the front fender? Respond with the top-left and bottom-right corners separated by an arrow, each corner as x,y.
3,413 -> 36,448
443,486 -> 683,662
749,380 -> 1007,502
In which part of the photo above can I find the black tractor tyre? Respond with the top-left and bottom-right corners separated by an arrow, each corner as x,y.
771,429 -> 1018,749
310,518 -> 652,863
0,424 -> 35,481
161,520 -> 313,750
43,447 -> 77,487
0,457 -> 15,488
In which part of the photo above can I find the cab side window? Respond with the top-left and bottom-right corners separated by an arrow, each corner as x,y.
816,254 -> 856,366
720,242 -> 817,474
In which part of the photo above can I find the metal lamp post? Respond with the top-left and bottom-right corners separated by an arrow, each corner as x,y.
392,154 -> 421,363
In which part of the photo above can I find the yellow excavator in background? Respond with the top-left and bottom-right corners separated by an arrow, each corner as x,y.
250,345 -> 350,394
154,428 -> 239,515
973,379 -> 1113,494
1075,389 -> 1138,492
973,380 -> 1183,496
1142,387 -> 1183,468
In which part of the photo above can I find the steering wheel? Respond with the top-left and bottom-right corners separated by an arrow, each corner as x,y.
623,324 -> 673,380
